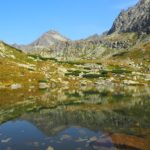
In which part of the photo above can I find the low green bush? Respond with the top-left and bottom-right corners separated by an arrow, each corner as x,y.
111,69 -> 131,74
38,79 -> 49,83
83,74 -> 101,78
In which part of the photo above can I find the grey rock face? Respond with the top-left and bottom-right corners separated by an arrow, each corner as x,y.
30,34 -> 135,61
108,0 -> 150,34
30,30 -> 69,47
13,30 -> 69,51
11,0 -> 150,60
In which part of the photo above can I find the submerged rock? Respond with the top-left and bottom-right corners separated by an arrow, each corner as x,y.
39,82 -> 49,89
47,146 -> 54,150
89,136 -> 97,142
123,80 -> 142,85
60,134 -> 72,141
1,138 -> 12,143
110,133 -> 145,150
10,84 -> 22,90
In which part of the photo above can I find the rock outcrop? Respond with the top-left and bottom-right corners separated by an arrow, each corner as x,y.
30,30 -> 69,47
108,0 -> 150,34
11,0 -> 150,60
13,30 -> 69,51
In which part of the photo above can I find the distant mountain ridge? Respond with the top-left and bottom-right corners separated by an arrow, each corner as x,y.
1,0 -> 150,92
30,30 -> 69,47
10,0 -> 150,61
13,30 -> 69,51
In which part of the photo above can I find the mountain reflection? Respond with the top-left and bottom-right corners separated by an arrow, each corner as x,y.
0,86 -> 150,150
1,106 -> 150,150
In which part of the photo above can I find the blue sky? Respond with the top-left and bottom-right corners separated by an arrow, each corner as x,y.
0,0 -> 139,44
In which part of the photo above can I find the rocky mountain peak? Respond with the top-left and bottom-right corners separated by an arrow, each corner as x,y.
12,30 -> 70,51
108,0 -> 150,34
30,30 -> 69,47
45,30 -> 60,35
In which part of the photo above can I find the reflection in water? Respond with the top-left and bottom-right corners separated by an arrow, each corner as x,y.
0,86 -> 150,150
0,120 -> 114,150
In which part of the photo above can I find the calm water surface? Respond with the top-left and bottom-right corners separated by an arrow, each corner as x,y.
0,86 -> 150,150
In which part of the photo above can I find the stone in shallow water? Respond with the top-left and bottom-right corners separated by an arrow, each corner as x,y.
76,148 -> 82,150
1,138 -> 12,143
39,82 -> 49,89
60,134 -> 72,141
76,137 -> 88,142
47,146 -> 54,150
89,136 -> 97,142
6,147 -> 11,150
11,84 -> 22,89
33,141 -> 39,147
123,80 -> 141,85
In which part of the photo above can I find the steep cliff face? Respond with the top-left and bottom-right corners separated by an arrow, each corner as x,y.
108,0 -> 150,34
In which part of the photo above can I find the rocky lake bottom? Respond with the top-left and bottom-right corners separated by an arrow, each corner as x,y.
0,85 -> 150,150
